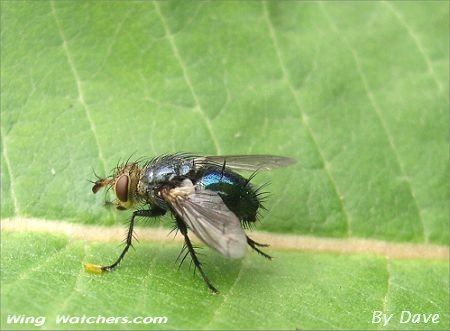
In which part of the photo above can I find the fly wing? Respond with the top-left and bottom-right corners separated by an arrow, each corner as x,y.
161,180 -> 247,259
196,155 -> 296,171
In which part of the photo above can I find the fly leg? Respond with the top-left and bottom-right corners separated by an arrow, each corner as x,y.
175,216 -> 219,294
85,208 -> 166,273
247,236 -> 272,260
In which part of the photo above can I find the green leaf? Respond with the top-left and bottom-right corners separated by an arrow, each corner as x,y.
1,1 -> 448,330
1,232 -> 449,330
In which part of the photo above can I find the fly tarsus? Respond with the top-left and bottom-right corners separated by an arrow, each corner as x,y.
85,208 -> 166,273
247,236 -> 272,260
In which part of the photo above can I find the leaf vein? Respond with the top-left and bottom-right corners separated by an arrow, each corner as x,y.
153,2 -> 222,155
1,241 -> 72,291
204,260 -> 245,328
263,1 -> 352,236
384,1 -> 444,94
90,9 -> 131,81
42,245 -> 89,329
319,2 -> 427,242
50,1 -> 108,175
0,130 -> 19,214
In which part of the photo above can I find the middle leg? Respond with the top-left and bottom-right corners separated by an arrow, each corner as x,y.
175,216 -> 219,293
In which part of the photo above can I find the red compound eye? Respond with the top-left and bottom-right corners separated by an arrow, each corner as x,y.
115,175 -> 129,202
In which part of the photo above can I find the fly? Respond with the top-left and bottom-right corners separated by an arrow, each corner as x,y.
85,153 -> 296,293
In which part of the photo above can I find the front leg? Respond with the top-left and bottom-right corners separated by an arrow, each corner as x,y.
85,207 -> 166,273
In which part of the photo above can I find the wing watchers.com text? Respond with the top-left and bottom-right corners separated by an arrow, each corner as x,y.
6,314 -> 168,327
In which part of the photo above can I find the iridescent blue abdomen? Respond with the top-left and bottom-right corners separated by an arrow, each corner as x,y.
196,166 -> 261,224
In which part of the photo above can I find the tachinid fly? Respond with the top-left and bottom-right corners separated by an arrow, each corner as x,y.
85,153 -> 296,293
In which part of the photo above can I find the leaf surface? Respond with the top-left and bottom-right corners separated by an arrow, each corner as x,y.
1,1 -> 448,330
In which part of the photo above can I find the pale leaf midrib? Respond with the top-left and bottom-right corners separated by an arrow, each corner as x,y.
1,217 -> 448,261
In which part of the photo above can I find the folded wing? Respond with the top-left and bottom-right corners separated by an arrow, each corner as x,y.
161,180 -> 247,259
196,155 -> 296,171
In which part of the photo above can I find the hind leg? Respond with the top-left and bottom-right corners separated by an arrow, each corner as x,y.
247,236 -> 272,260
